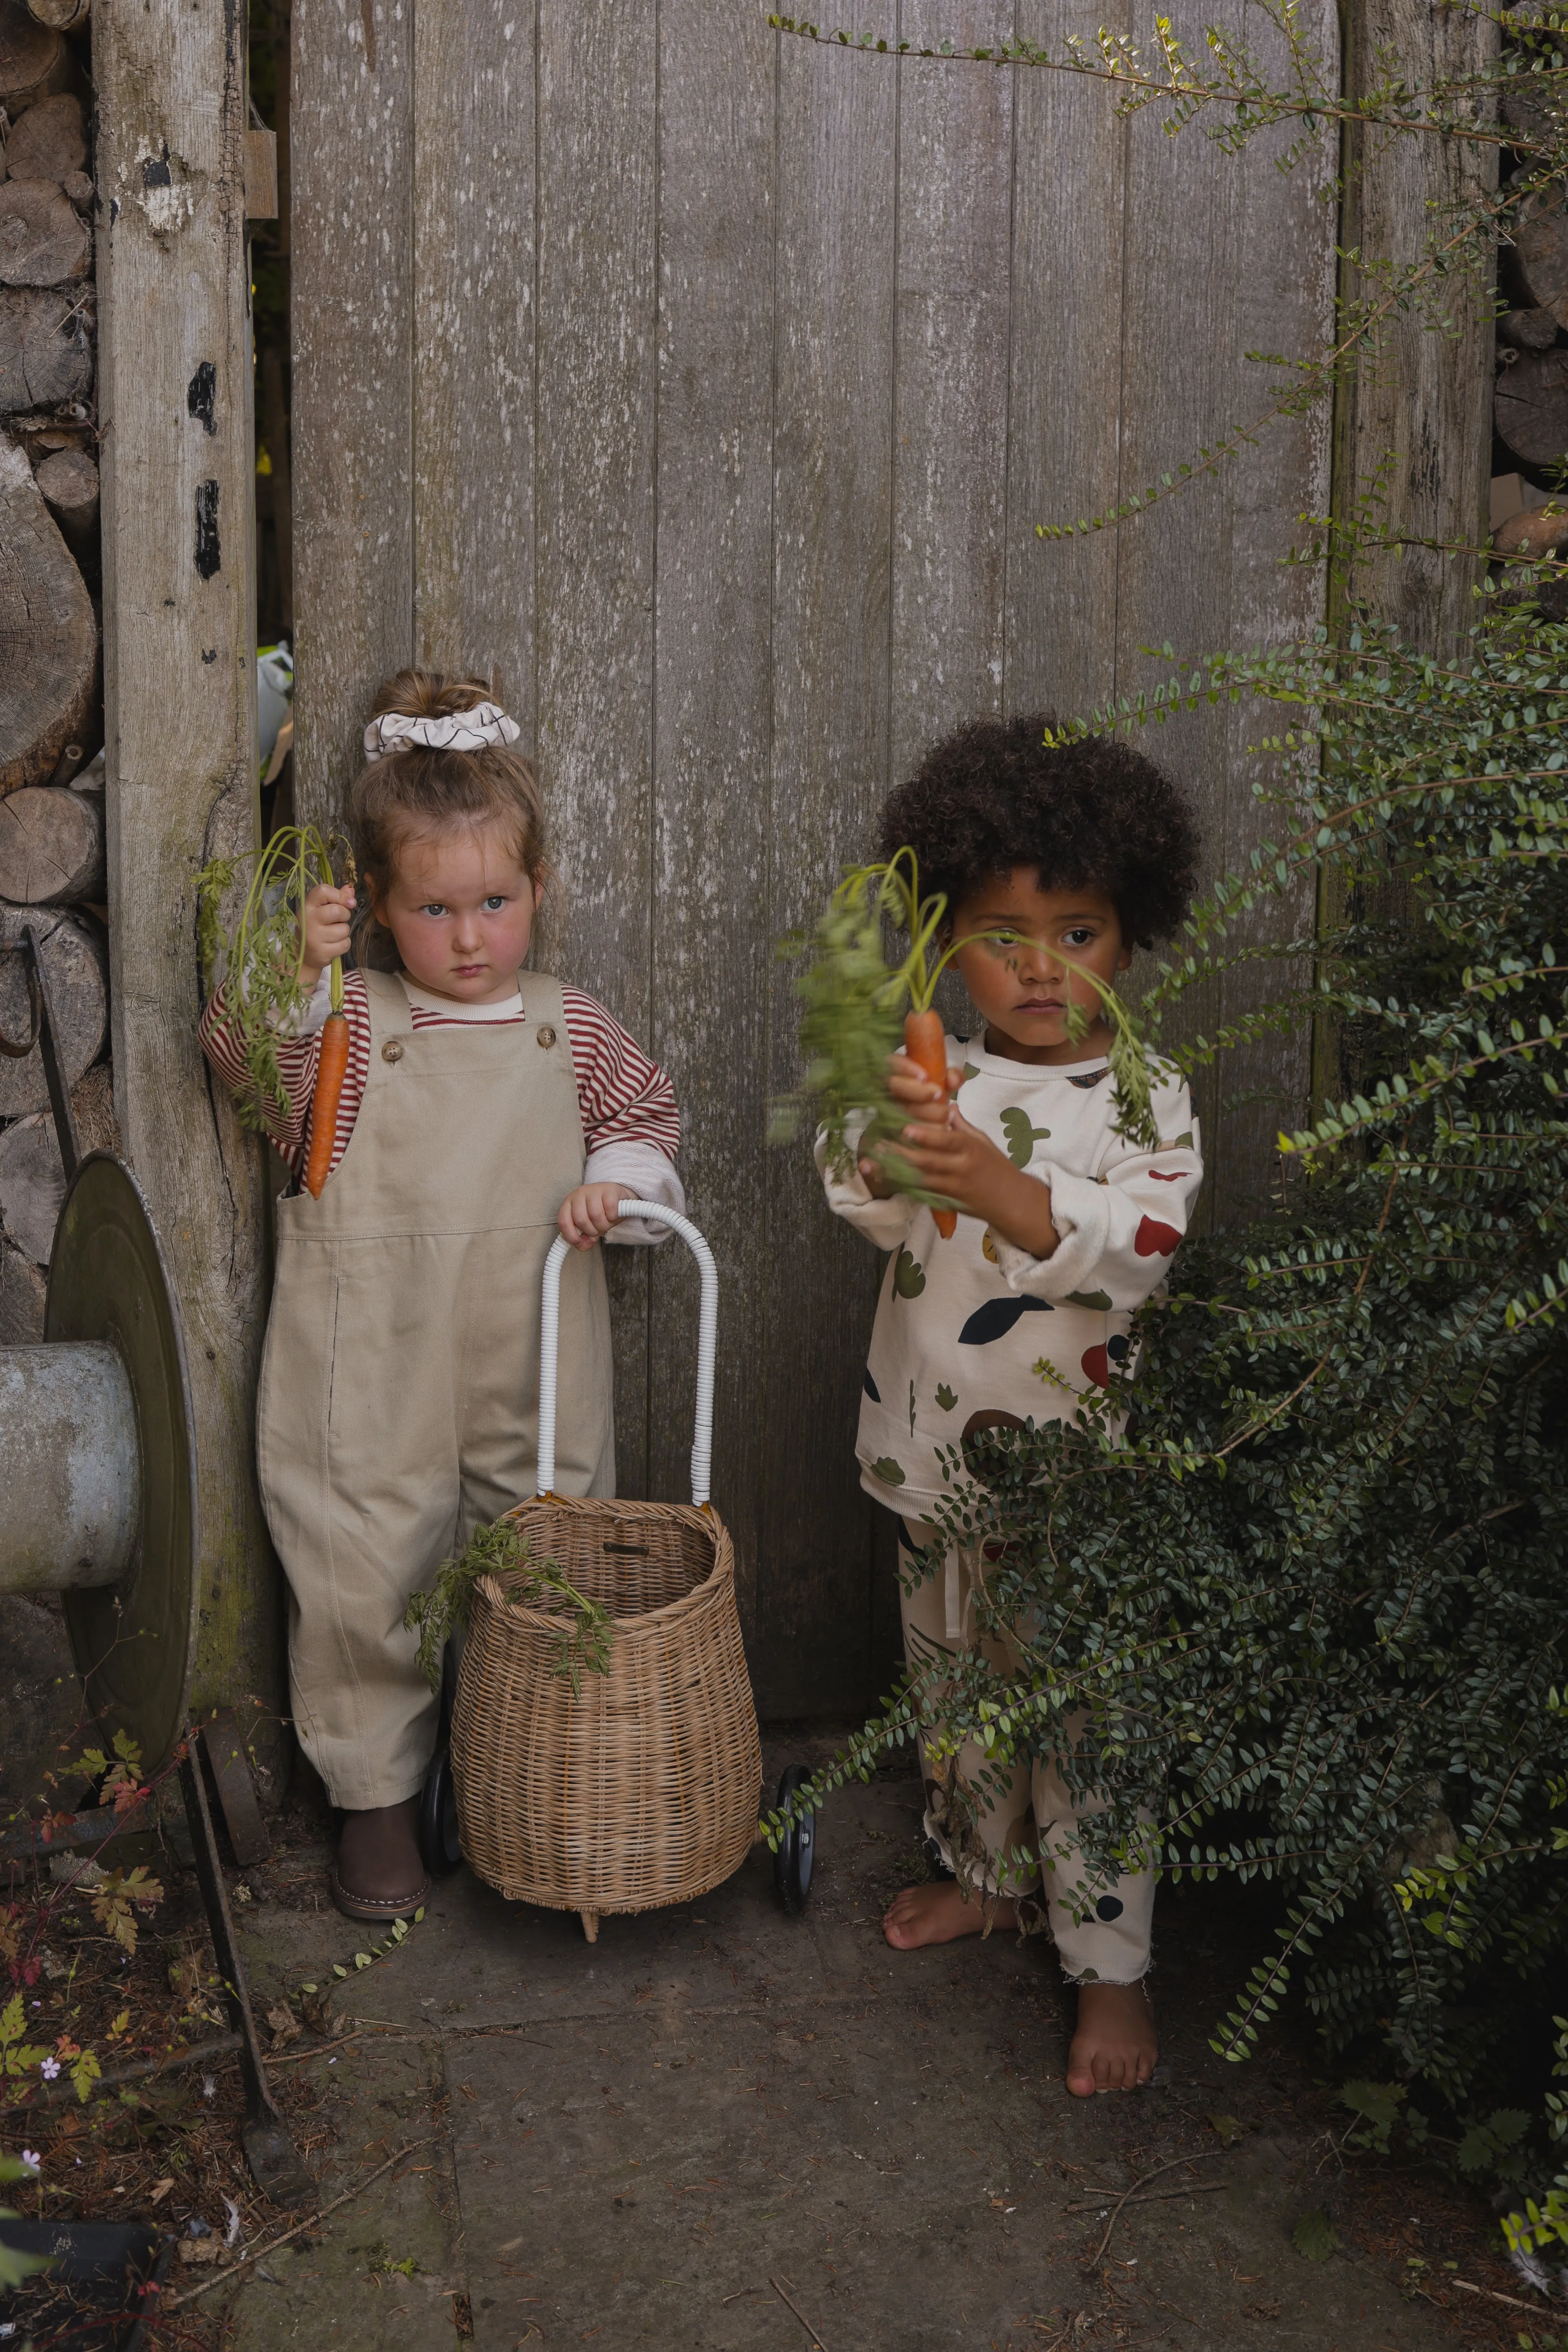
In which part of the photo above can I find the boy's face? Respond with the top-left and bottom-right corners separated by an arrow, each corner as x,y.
949,867 -> 1131,1064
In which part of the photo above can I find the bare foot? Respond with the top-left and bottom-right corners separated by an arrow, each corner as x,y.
1066,1979 -> 1157,2096
882,1879 -> 1016,1950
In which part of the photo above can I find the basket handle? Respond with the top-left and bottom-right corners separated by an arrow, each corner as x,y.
537,1200 -> 719,1506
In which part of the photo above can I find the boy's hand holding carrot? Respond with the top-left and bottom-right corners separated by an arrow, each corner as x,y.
858,1051 -> 1059,1261
300,882 -> 356,990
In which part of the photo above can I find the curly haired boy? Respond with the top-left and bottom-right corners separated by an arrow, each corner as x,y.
818,714 -> 1202,2096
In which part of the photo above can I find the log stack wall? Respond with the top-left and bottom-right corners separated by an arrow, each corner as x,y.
0,0 -> 108,1340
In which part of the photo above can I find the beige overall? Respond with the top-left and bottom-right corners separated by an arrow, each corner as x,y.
256,969 -> 614,1810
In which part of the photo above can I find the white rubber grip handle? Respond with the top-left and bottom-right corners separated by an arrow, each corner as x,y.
536,1200 -> 719,1506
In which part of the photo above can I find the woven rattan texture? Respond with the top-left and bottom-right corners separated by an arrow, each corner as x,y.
452,1496 -> 762,1914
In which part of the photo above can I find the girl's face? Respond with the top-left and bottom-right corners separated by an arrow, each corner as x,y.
371,822 -> 544,1004
949,866 -> 1130,1065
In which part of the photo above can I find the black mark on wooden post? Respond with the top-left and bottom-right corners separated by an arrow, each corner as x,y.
187,361 -> 217,435
142,155 -> 172,189
194,481 -> 221,578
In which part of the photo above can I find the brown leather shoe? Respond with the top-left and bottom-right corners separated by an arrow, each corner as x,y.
330,1798 -> 430,1923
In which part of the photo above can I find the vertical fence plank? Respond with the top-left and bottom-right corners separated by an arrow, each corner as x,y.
1339,0 -> 1497,649
889,16 -> 1014,776
1004,2 -> 1128,724
1112,75 -> 1239,1209
290,0 -> 414,825
534,0 -> 658,1494
412,0 -> 537,717
1113,10 -> 1334,1222
95,0 -> 282,1765
1209,0 -> 1337,1208
762,15 -> 898,1715
648,0 -> 775,1638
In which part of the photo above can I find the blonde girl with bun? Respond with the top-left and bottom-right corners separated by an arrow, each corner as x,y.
200,670 -> 684,1920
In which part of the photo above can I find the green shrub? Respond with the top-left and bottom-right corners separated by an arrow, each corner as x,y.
781,592 -> 1568,2234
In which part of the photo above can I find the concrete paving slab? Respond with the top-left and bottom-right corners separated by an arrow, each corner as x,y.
218,1742 -> 1457,2352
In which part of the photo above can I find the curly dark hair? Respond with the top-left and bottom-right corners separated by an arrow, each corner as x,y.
879,713 -> 1199,949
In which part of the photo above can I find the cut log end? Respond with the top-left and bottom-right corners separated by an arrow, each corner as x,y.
34,442 -> 96,555
3,89 -> 86,180
0,179 -> 91,287
0,781 -> 104,902
0,2 -> 79,118
1512,182 -> 1568,331
0,1061 -> 117,1265
0,288 -> 93,415
0,432 -> 95,792
1496,504 -> 1568,560
1498,307 -> 1558,355
1495,350 -> 1568,472
0,902 -> 106,1116
24,0 -> 90,36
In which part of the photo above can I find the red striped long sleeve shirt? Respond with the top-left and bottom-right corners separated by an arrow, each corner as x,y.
198,968 -> 681,1218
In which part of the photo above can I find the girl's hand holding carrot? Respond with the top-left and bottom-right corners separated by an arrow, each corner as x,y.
297,880 -> 355,1199
558,1182 -> 637,1252
300,882 -> 356,990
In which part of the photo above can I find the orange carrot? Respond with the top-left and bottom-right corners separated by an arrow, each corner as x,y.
903,1006 -> 956,1238
303,1008 -> 350,1199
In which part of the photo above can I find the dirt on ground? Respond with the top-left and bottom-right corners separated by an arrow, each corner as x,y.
0,1726 -> 1558,2352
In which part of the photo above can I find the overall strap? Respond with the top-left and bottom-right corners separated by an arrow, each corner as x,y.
513,969 -> 566,1029
362,967 -> 414,1041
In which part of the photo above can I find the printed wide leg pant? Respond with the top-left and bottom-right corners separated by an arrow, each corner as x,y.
896,1516 -> 1154,1984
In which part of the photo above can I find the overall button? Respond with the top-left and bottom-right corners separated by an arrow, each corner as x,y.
382,1041 -> 404,1064
536,1025 -> 556,1049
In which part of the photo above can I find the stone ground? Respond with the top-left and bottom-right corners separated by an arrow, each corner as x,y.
180,1730 -> 1522,2352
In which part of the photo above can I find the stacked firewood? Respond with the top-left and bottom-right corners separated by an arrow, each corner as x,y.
1493,77 -> 1568,588
0,0 -> 116,1344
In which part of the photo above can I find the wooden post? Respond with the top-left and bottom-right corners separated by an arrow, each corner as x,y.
1337,0 -> 1499,643
94,0 -> 285,1778
1316,3 -> 1499,1121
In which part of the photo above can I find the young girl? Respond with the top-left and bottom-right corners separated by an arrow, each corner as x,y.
200,671 -> 683,1922
818,714 -> 1202,2098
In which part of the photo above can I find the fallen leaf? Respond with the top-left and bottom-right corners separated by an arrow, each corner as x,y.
1292,2208 -> 1339,2262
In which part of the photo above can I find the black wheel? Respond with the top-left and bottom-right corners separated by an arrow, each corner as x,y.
773,1763 -> 816,1915
419,1744 -> 462,1877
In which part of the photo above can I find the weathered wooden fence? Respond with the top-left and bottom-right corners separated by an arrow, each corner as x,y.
287,0 -> 1340,1712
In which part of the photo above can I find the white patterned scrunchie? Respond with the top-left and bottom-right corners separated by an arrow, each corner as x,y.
362,702 -> 521,763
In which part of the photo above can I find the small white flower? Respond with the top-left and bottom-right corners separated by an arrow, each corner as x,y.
39,2056 -> 60,2081
20,2150 -> 40,2174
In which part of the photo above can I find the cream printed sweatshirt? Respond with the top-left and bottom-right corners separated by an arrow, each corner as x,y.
818,1035 -> 1204,1519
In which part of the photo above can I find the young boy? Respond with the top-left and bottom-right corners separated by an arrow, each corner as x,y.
818,714 -> 1202,2096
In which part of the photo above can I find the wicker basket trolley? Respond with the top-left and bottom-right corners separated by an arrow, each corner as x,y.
430,1200 -> 808,1941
